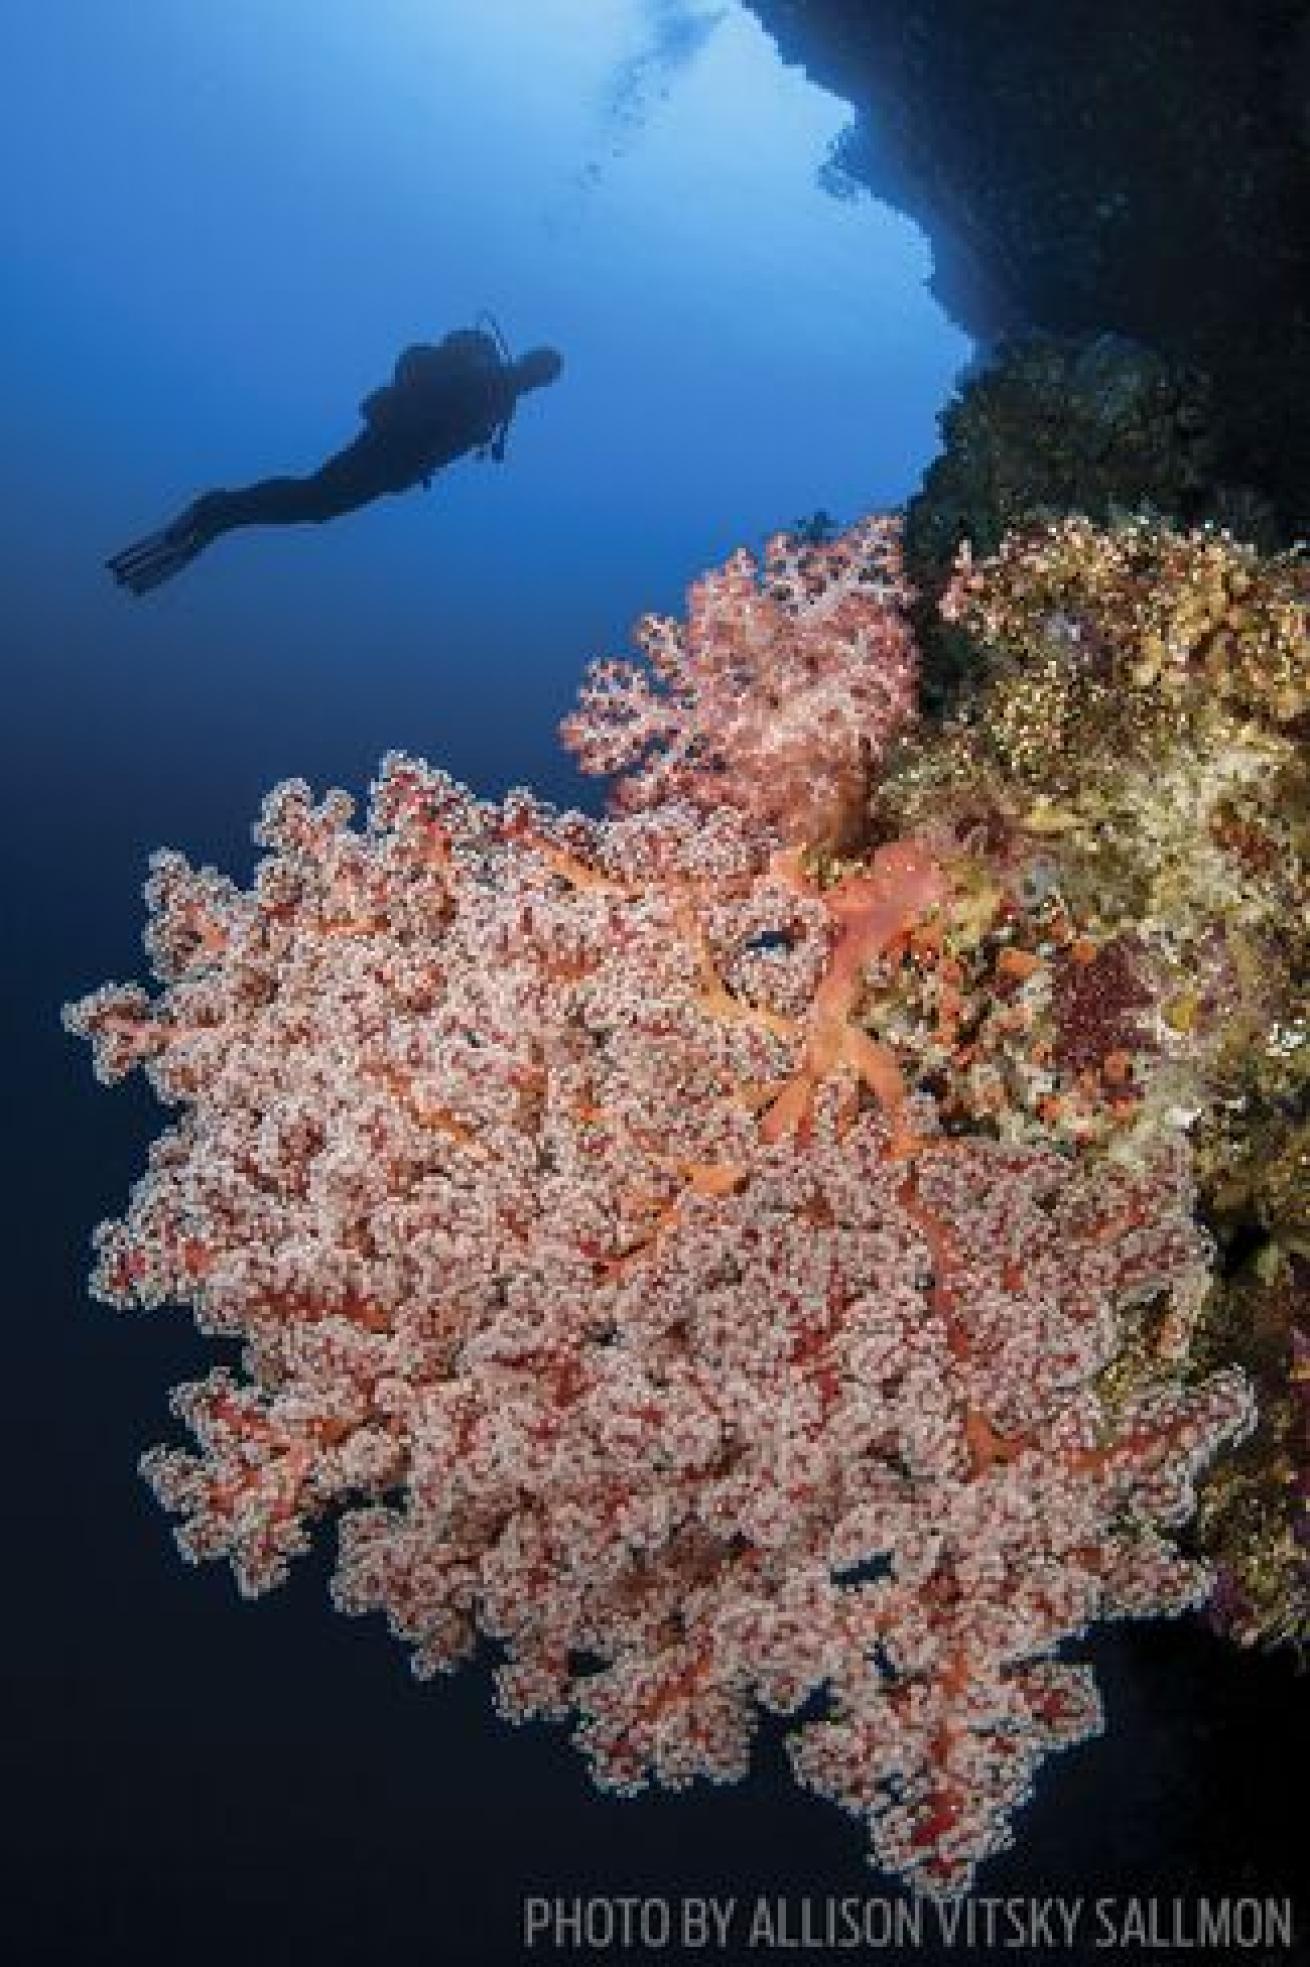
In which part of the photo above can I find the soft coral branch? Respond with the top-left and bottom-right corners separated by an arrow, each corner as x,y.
562,515 -> 918,849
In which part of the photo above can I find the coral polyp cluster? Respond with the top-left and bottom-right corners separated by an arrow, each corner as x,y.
562,513 -> 917,850
68,510 -> 1302,1894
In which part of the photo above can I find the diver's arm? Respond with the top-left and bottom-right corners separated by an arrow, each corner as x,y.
475,370 -> 519,463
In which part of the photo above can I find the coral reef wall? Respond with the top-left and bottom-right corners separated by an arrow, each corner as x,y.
744,0 -> 1310,542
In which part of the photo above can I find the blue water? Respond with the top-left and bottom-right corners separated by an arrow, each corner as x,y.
4,0 -> 964,844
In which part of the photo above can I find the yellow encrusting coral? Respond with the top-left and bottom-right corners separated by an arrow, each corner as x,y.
864,515 -> 1307,1650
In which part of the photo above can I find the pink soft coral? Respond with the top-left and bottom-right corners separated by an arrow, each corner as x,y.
66,753 -> 1251,1896
561,514 -> 918,848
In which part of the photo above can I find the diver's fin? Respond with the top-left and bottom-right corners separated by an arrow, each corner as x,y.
106,534 -> 204,595
107,529 -> 171,576
107,493 -> 227,593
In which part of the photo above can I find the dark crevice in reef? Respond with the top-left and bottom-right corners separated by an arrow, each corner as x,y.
745,0 -> 1310,546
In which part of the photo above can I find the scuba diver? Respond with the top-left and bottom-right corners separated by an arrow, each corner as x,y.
107,321 -> 563,594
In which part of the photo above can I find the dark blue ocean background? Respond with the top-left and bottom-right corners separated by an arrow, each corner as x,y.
2,5 -> 1302,1963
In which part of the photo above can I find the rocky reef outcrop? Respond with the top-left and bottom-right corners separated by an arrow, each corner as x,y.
748,0 -> 1310,546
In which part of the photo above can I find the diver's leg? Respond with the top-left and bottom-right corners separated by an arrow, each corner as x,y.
107,478 -> 346,593
106,436 -> 422,593
198,433 -> 414,534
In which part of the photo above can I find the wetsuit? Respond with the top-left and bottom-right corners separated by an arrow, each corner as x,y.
107,338 -> 516,593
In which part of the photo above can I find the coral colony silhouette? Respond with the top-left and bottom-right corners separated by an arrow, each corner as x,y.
69,509 -> 1309,1895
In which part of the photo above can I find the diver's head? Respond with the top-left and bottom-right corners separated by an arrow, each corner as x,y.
513,346 -> 564,395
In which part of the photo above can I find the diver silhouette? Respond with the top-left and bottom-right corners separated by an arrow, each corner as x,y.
107,326 -> 563,594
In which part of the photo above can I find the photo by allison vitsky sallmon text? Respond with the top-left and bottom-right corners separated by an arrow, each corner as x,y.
520,1890 -> 1299,1953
